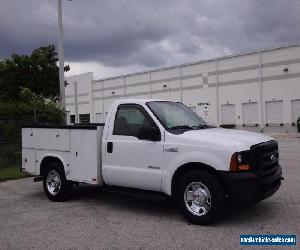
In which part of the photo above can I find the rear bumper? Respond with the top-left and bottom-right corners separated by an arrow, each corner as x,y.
219,165 -> 282,204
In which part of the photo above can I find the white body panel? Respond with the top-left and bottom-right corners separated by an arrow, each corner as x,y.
102,136 -> 163,191
22,99 -> 274,196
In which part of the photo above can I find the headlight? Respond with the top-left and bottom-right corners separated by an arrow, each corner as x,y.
237,153 -> 242,164
230,151 -> 251,172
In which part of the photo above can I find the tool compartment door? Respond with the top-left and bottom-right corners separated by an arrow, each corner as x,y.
69,128 -> 100,184
31,128 -> 70,151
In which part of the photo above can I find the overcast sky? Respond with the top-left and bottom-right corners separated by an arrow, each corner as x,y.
1,0 -> 299,79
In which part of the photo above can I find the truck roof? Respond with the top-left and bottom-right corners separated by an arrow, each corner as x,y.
112,98 -> 173,105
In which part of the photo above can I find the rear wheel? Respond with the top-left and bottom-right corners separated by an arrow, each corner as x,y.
177,170 -> 226,225
43,162 -> 73,202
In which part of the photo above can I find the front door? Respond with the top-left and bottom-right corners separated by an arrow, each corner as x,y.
103,104 -> 163,191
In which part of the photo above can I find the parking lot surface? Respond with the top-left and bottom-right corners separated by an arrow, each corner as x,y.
0,135 -> 299,249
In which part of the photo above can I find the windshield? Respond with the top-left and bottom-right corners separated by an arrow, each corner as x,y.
147,101 -> 209,132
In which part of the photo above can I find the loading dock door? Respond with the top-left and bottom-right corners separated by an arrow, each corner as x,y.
292,99 -> 300,124
266,100 -> 283,125
221,104 -> 236,125
242,102 -> 258,125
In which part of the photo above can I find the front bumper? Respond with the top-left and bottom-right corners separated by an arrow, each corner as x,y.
219,165 -> 282,204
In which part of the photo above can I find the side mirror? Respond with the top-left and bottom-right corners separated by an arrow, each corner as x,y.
137,126 -> 161,141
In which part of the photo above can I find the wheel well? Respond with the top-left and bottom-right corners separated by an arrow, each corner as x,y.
171,162 -> 227,197
40,156 -> 64,177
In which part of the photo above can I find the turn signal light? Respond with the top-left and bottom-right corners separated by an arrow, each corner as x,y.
230,153 -> 251,172
238,164 -> 250,171
230,153 -> 238,172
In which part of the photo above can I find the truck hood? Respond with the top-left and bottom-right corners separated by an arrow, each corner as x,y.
177,128 -> 274,151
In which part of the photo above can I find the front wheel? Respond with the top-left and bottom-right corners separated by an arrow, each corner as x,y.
177,170 -> 226,225
43,162 -> 73,202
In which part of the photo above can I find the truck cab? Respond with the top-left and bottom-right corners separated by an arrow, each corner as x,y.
22,99 -> 282,225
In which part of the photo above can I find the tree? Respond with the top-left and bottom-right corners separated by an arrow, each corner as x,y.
0,45 -> 70,101
0,88 -> 64,124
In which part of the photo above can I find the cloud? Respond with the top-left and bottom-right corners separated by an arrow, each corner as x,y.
1,0 -> 299,78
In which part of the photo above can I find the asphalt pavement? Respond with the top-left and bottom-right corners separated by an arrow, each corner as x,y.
0,135 -> 299,249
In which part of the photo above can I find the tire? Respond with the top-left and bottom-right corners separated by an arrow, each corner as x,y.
176,170 -> 226,225
43,161 -> 73,202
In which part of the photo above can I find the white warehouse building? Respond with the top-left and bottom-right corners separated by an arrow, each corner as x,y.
65,44 -> 300,133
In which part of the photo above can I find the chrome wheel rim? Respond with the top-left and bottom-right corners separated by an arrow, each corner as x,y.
46,170 -> 61,196
184,182 -> 211,216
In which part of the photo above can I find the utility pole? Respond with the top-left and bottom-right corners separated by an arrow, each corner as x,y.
58,0 -> 65,111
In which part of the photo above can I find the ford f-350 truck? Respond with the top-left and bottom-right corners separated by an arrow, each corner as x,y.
22,99 -> 282,225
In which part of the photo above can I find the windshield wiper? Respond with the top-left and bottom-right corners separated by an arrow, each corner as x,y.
169,124 -> 215,131
168,125 -> 194,130
192,124 -> 215,129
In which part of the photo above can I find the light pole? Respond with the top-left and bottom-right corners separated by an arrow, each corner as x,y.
58,0 -> 65,111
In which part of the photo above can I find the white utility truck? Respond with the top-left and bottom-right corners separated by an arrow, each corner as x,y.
22,99 -> 282,225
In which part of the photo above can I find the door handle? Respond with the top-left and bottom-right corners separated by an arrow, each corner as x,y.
107,142 -> 113,153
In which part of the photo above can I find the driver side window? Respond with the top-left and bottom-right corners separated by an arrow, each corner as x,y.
113,104 -> 153,137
